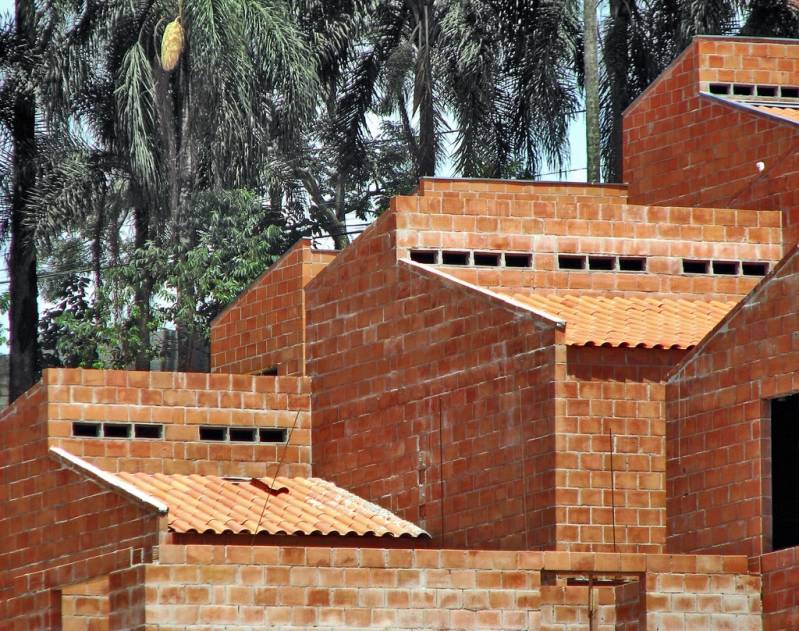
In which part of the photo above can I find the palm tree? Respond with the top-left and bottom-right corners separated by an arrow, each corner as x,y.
0,0 -> 108,400
85,0 -> 316,369
335,0 -> 581,181
599,0 -> 799,183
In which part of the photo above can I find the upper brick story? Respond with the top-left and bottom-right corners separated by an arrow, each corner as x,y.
624,36 -> 799,251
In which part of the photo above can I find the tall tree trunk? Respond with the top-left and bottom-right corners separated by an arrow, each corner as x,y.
9,0 -> 40,402
606,0 -> 631,183
132,196 -> 152,371
416,0 -> 436,177
584,0 -> 601,183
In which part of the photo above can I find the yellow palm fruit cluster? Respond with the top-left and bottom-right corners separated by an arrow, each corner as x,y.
161,18 -> 184,72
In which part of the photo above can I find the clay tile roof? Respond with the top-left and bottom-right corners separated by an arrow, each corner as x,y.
507,294 -> 736,349
750,104 -> 799,124
115,472 -> 429,538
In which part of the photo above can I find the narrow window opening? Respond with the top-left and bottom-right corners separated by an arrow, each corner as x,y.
742,262 -> 769,276
588,256 -> 615,271
757,85 -> 777,97
683,259 -> 709,274
733,84 -> 753,96
134,424 -> 163,439
558,255 -> 585,270
103,423 -> 131,439
410,250 -> 438,264
441,251 -> 469,266
504,253 -> 532,268
259,428 -> 288,443
781,86 -> 799,98
473,252 -> 500,267
72,422 -> 100,438
771,395 -> 799,550
255,366 -> 278,376
199,426 -> 227,441
712,260 -> 739,275
229,427 -> 257,442
619,257 -> 646,272
709,83 -> 730,95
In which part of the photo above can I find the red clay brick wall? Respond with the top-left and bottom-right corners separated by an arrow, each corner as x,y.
395,181 -> 781,298
115,544 -> 761,630
624,37 -> 799,250
0,384 -> 161,629
61,576 -> 110,631
667,249 -> 799,558
210,238 -> 335,376
44,368 -> 311,477
307,216 -> 562,550
760,546 -> 799,631
559,347 -> 683,554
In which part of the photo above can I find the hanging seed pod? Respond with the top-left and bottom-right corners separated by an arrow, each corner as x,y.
161,18 -> 184,72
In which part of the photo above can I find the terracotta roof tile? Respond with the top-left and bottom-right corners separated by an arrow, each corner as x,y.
750,104 -> 799,124
506,294 -> 736,349
115,472 -> 429,538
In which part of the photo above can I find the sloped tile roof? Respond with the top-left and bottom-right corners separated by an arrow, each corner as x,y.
507,294 -> 736,349
115,472 -> 429,538
750,104 -> 799,124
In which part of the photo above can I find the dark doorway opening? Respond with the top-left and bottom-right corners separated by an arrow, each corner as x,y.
771,395 -> 799,550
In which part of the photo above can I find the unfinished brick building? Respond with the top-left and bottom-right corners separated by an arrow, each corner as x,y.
3,35 -> 799,630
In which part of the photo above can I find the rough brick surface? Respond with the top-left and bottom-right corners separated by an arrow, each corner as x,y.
760,547 -> 799,631
44,368 -> 311,477
0,384 -> 161,629
108,545 -> 761,630
624,37 -> 799,251
210,238 -> 335,376
667,248 -> 799,559
558,347 -> 681,553
398,178 -> 781,299
307,216 -> 561,549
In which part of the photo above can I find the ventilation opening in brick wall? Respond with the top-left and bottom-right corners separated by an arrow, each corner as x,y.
71,421 -> 163,439
706,82 -> 799,100
588,256 -> 614,271
619,257 -> 646,272
408,249 -> 532,268
559,254 -> 647,272
473,252 -> 501,266
558,255 -> 585,270
441,251 -> 470,266
199,426 -> 288,443
410,250 -> 438,264
681,259 -> 765,276
742,262 -> 769,276
770,395 -> 799,551
505,253 -> 532,267
712,260 -> 739,275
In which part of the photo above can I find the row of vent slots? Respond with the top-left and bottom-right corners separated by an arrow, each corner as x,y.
71,421 -> 288,443
682,259 -> 769,276
708,83 -> 799,99
557,255 -> 769,276
410,249 -> 532,267
558,255 -> 646,272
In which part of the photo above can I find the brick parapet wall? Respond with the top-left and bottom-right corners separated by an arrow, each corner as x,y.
109,544 -> 761,630
666,248 -> 799,558
624,37 -> 799,251
0,383 -> 162,629
557,347 -> 683,554
307,226 -> 563,549
392,190 -> 781,298
210,238 -> 336,376
43,368 -> 312,477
